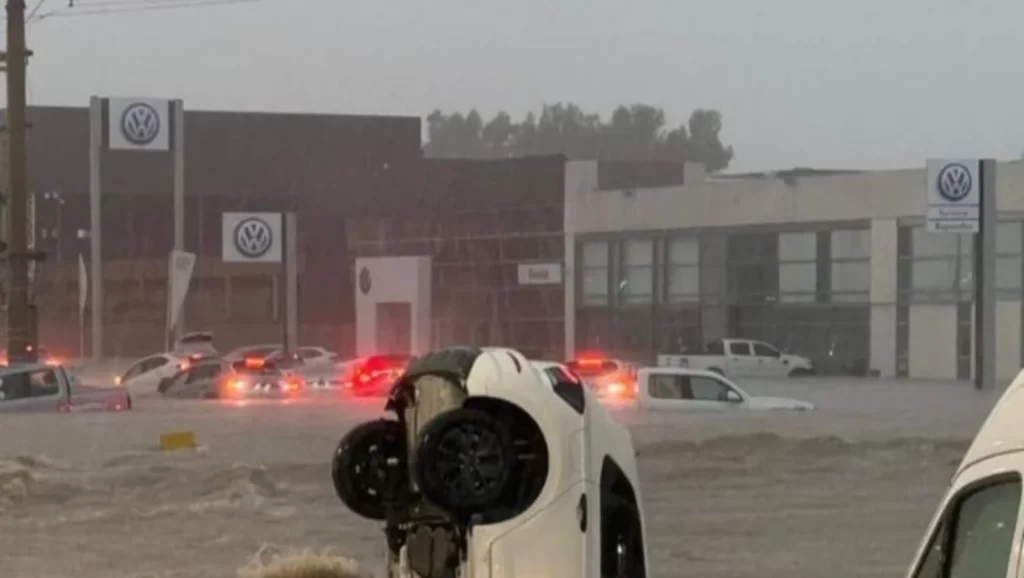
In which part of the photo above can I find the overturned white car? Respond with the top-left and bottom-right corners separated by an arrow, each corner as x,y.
331,347 -> 648,578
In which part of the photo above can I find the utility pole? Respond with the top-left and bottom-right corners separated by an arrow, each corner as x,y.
5,0 -> 34,363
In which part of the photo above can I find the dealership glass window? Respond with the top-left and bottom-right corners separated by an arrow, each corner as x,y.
958,256 -> 1024,294
666,237 -> 700,303
779,232 -> 817,261
830,229 -> 871,301
620,238 -> 654,305
581,241 -> 609,306
778,232 -> 816,302
779,263 -> 816,302
912,260 -> 959,291
831,229 -> 871,260
831,261 -> 871,293
998,222 -> 1023,255
912,227 -> 966,258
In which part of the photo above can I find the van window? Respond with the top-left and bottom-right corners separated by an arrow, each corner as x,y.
914,475 -> 1021,578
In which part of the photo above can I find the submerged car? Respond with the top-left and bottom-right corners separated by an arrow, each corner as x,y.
159,357 -> 302,400
565,354 -> 639,400
634,366 -> 815,411
0,363 -> 131,413
340,353 -> 413,397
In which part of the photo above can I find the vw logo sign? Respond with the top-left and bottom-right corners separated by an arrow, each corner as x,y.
937,162 -> 973,202
120,102 -> 161,146
233,217 -> 273,259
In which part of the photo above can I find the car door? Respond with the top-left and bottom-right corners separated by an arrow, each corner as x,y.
687,374 -> 745,410
642,371 -> 718,410
751,341 -> 787,377
0,371 -> 32,412
725,341 -> 759,377
133,356 -> 174,391
178,363 -> 224,399
161,369 -> 192,397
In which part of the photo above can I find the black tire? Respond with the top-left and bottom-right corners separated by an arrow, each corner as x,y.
414,408 -> 515,516
788,368 -> 811,377
125,395 -> 133,410
332,419 -> 407,521
601,495 -> 645,577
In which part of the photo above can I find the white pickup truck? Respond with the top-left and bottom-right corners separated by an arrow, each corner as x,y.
657,338 -> 815,378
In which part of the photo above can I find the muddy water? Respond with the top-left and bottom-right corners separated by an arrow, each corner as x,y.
0,379 -> 999,578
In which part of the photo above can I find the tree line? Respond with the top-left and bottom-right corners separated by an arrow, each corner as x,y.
423,103 -> 734,173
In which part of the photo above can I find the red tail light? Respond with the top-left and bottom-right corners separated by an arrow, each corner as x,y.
243,357 -> 265,369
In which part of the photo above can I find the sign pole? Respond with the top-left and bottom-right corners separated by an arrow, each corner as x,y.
974,159 -> 997,390
88,96 -> 103,360
78,253 -> 87,360
171,99 -> 185,343
283,212 -> 298,354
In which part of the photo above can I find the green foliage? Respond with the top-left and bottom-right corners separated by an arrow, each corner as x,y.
424,103 -> 734,173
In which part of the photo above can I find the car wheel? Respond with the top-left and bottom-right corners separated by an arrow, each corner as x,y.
414,408 -> 515,517
788,368 -> 811,377
331,419 -> 408,521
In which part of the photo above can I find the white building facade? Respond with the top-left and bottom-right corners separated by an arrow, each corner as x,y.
563,160 -> 1024,381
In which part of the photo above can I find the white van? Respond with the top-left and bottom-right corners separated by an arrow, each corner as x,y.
906,371 -> 1024,578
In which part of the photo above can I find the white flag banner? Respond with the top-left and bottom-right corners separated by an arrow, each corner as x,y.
167,251 -> 196,332
77,253 -> 88,315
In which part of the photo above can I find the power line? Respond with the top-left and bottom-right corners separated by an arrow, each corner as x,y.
34,0 -> 261,21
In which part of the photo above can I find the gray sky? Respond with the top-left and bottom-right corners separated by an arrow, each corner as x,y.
16,0 -> 1024,172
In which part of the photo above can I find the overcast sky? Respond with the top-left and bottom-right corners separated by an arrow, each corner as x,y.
14,0 -> 1024,172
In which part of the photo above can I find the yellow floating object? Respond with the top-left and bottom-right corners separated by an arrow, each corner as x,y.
159,430 -> 197,451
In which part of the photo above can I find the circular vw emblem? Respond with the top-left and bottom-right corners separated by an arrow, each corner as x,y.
233,217 -> 273,258
937,163 -> 973,202
120,102 -> 161,146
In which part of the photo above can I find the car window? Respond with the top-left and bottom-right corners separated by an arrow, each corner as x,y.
165,370 -> 190,390
728,342 -> 752,356
186,363 -> 222,384
648,374 -> 689,399
297,348 -> 322,359
914,476 -> 1021,578
689,376 -> 733,402
28,369 -> 60,397
143,356 -> 170,373
122,359 -> 149,381
0,374 -> 29,401
752,342 -> 779,357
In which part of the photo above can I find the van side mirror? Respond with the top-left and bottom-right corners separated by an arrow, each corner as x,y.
725,390 -> 742,403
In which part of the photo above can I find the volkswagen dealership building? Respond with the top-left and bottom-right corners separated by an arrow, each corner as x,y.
563,160 -> 1024,381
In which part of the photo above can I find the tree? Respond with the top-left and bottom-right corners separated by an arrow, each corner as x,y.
423,102 -> 734,172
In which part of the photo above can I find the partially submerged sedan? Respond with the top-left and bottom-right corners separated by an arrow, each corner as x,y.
159,357 -> 302,400
636,366 -> 814,411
